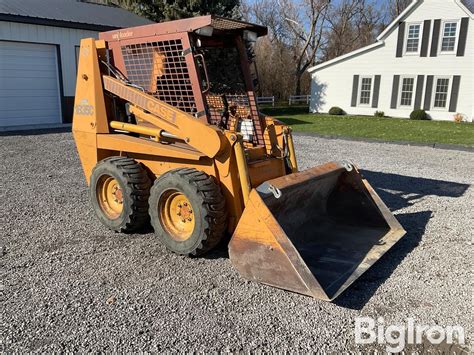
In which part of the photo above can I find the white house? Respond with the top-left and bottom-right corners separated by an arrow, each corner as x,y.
308,0 -> 474,121
0,0 -> 151,130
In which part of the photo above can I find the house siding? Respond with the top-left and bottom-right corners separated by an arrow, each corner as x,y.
310,0 -> 473,121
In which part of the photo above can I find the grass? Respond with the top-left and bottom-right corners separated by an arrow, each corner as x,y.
260,106 -> 474,147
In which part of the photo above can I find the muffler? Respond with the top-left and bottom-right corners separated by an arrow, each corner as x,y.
229,162 -> 406,301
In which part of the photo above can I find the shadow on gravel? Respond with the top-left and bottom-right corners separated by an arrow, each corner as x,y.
205,170 -> 468,306
361,170 -> 470,211
202,233 -> 231,259
334,170 -> 470,309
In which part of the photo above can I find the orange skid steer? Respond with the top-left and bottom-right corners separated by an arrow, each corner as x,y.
73,16 -> 405,301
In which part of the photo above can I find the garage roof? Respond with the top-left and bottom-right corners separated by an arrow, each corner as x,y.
0,0 -> 153,31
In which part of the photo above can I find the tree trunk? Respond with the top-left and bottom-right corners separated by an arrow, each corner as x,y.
295,70 -> 302,96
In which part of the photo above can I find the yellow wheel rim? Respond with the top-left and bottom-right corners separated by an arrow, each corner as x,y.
97,175 -> 123,219
159,190 -> 195,241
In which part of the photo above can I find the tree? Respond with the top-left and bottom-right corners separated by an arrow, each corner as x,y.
241,0 -> 312,99
323,0 -> 384,61
389,0 -> 412,19
101,0 -> 240,22
281,0 -> 331,95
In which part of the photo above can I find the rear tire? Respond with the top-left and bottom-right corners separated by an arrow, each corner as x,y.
90,157 -> 151,232
149,168 -> 227,256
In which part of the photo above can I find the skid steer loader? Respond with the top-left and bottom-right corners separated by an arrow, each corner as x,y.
73,16 -> 405,301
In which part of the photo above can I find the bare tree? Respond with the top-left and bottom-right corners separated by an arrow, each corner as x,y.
389,0 -> 412,18
242,0 -> 307,99
243,0 -> 388,98
281,0 -> 331,95
323,0 -> 384,60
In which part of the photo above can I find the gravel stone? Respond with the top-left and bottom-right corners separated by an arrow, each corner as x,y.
1,132 -> 472,352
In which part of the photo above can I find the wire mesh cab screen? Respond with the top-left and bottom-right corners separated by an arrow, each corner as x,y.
120,40 -> 198,115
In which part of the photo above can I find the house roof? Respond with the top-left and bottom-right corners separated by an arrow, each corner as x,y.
0,0 -> 153,32
308,0 -> 473,73
462,0 -> 474,13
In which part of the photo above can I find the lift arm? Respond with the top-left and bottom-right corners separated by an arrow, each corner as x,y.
102,75 -> 225,158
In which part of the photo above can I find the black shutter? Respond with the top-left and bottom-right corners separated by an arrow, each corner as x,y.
372,75 -> 381,108
449,76 -> 461,112
420,20 -> 431,57
430,19 -> 441,57
414,75 -> 425,109
396,22 -> 406,57
457,18 -> 469,57
424,75 -> 434,110
390,75 -> 400,109
351,75 -> 359,107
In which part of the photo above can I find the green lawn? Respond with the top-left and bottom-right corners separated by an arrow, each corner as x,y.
260,106 -> 474,147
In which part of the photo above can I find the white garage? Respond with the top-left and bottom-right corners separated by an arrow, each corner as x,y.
0,0 -> 151,130
0,41 -> 62,128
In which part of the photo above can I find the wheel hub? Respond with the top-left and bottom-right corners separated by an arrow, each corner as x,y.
159,191 -> 195,241
97,175 -> 123,219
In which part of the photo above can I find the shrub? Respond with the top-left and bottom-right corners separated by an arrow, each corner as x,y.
374,111 -> 385,117
410,109 -> 429,120
453,113 -> 467,123
328,106 -> 345,115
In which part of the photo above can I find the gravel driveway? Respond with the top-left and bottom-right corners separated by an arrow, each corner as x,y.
1,132 -> 472,352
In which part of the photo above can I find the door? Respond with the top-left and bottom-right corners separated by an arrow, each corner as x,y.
0,41 -> 62,128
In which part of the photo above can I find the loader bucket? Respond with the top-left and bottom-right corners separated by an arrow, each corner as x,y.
229,162 -> 406,301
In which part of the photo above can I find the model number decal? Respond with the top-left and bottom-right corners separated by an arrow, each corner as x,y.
74,99 -> 94,116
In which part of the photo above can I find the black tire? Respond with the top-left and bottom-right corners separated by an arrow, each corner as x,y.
149,168 -> 227,256
90,157 -> 151,232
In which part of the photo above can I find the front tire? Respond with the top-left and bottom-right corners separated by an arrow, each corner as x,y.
90,157 -> 151,232
149,168 -> 227,256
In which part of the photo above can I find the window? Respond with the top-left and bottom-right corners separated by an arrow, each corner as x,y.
359,77 -> 372,105
440,21 -> 459,52
399,77 -> 415,107
433,77 -> 450,109
405,23 -> 421,53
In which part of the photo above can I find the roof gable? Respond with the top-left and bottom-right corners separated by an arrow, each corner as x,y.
308,0 -> 473,73
377,0 -> 473,41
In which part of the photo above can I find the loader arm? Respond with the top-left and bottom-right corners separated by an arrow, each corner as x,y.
103,75 -> 225,158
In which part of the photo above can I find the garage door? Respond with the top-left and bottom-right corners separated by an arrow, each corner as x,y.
0,41 -> 62,128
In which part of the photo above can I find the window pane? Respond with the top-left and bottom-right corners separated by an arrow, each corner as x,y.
442,37 -> 456,51
359,78 -> 372,105
408,25 -> 420,38
406,24 -> 420,52
400,78 -> 415,106
434,78 -> 449,108
441,22 -> 457,52
443,22 -> 457,37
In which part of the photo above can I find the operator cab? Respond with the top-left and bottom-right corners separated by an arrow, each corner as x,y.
100,16 -> 268,147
